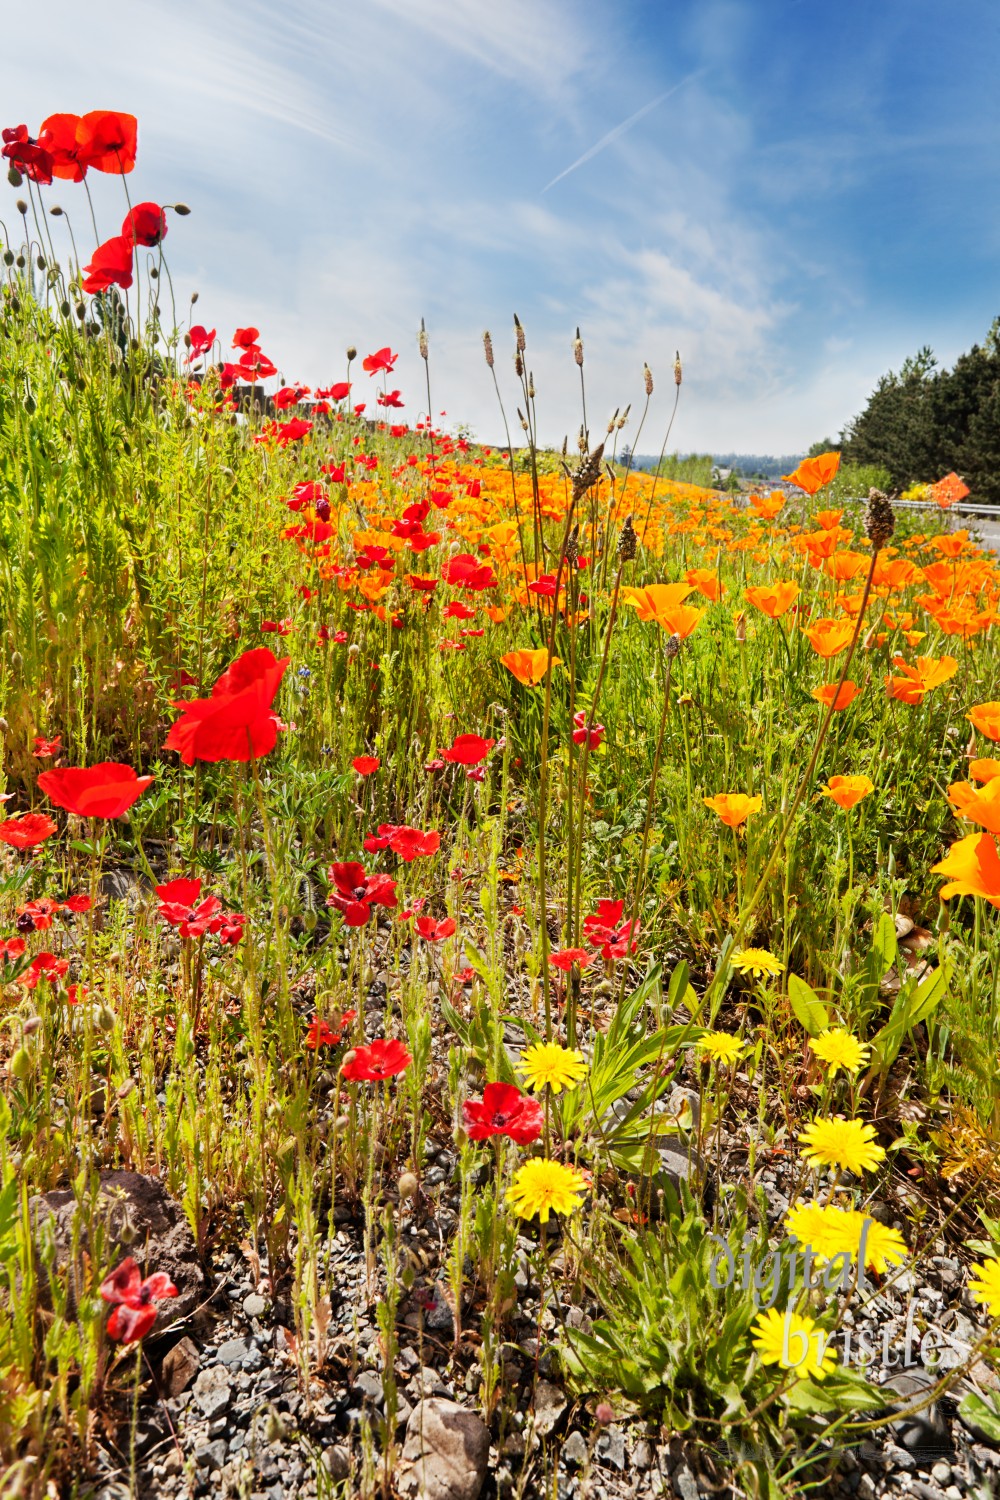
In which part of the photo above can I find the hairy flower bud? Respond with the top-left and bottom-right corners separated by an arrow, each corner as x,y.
864,488 -> 895,551
346,346 -> 357,362
15,199 -> 28,216
49,204 -> 63,217
397,1171 -> 419,1200
7,166 -> 22,187
617,513 -> 637,562
173,202 -> 191,216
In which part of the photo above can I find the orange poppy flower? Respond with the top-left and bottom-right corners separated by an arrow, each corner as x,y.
810,680 -> 860,711
970,758 -> 1000,784
621,582 -> 693,628
968,702 -> 1000,742
783,451 -> 841,495
813,508 -> 844,531
804,619 -> 855,658
745,581 -> 800,619
749,492 -> 785,521
824,551 -> 869,583
820,775 -> 874,810
885,655 -> 958,705
930,472 -> 970,509
500,649 -> 561,686
685,568 -> 723,602
703,793 -> 762,828
947,778 -> 1000,835
800,529 -> 840,561
931,831 -> 1000,907
658,604 -> 705,639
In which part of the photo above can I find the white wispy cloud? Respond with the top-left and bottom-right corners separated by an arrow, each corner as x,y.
542,69 -> 710,192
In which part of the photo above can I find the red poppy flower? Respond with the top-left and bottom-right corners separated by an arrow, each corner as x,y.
341,1037 -> 412,1081
305,1009 -> 357,1049
233,326 -> 259,349
362,347 -> 398,376
364,825 -> 440,862
100,1257 -> 178,1343
353,756 -> 380,776
572,711 -> 605,749
122,202 -> 167,247
441,734 -> 495,767
37,762 -> 154,819
443,601 -> 476,620
32,735 -> 61,758
0,938 -> 26,962
62,894 -> 93,913
19,952 -> 70,989
164,648 -> 289,764
327,862 -> 398,926
442,554 -> 497,591
17,897 -> 61,930
187,325 -> 216,358
463,1082 -> 543,1144
414,915 -> 456,942
1,124 -> 53,184
81,235 -> 134,294
549,947 -> 595,972
38,113 -> 86,180
0,813 -> 57,849
377,389 -> 404,408
75,111 -> 137,174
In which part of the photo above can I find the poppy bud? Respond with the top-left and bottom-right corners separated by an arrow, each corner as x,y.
117,1078 -> 137,1100
75,304 -> 86,320
36,255 -> 45,272
15,255 -> 25,269
674,351 -> 682,385
22,1015 -> 42,1036
341,1049 -> 357,1070
96,1004 -> 117,1032
173,203 -> 191,216
15,199 -> 28,216
397,1171 -> 418,1200
7,166 -> 22,187
10,651 -> 22,671
9,1047 -> 31,1081
190,291 -> 199,304
596,1403 -> 615,1426
346,346 -> 357,362
10,296 -> 21,314
49,205 -> 63,217
149,267 -> 158,280
60,301 -> 70,318
2,252 -> 12,267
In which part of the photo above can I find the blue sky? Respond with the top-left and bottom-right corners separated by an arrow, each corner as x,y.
3,0 -> 998,453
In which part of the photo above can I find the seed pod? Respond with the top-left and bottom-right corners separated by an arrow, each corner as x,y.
865,488 -> 895,551
617,513 -> 637,562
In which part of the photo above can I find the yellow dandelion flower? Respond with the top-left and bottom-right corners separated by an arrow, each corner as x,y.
810,1029 -> 870,1077
784,1202 -> 842,1263
508,1159 -> 587,1223
798,1116 -> 886,1175
731,948 -> 785,979
518,1041 -> 587,1094
969,1258 -> 1000,1318
785,1202 -> 907,1274
696,1031 -> 744,1065
752,1307 -> 837,1381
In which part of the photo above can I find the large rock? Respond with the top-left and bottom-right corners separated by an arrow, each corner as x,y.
30,1169 -> 204,1327
398,1397 -> 490,1500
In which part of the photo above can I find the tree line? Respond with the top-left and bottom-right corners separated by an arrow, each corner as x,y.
840,318 -> 1000,502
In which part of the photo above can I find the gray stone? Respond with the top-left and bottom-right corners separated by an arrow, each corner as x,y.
354,1370 -> 384,1405
398,1398 -> 490,1500
562,1431 -> 588,1468
631,1440 -> 652,1469
885,1368 -> 950,1455
672,1462 -> 702,1500
597,1427 -> 626,1471
192,1364 -> 232,1419
243,1293 -> 267,1320
323,1444 -> 351,1480
532,1380 -> 566,1438
194,1439 -> 227,1473
217,1335 -> 254,1366
30,1170 -> 204,1327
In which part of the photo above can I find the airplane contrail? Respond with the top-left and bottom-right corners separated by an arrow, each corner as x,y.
541,67 -> 709,193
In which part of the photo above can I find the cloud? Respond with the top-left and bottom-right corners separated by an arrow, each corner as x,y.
542,70 -> 710,192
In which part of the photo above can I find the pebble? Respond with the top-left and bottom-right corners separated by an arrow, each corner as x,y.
562,1431 -> 588,1468
243,1293 -> 268,1320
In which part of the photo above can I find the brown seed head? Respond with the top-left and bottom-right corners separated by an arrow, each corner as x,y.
644,362 -> 654,396
572,442 -> 605,501
514,313 -> 525,353
483,330 -> 494,368
665,632 -> 681,659
565,523 -> 580,566
419,317 -> 428,360
674,351 -> 682,386
617,513 -> 637,562
864,488 -> 895,551
574,327 -> 584,366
